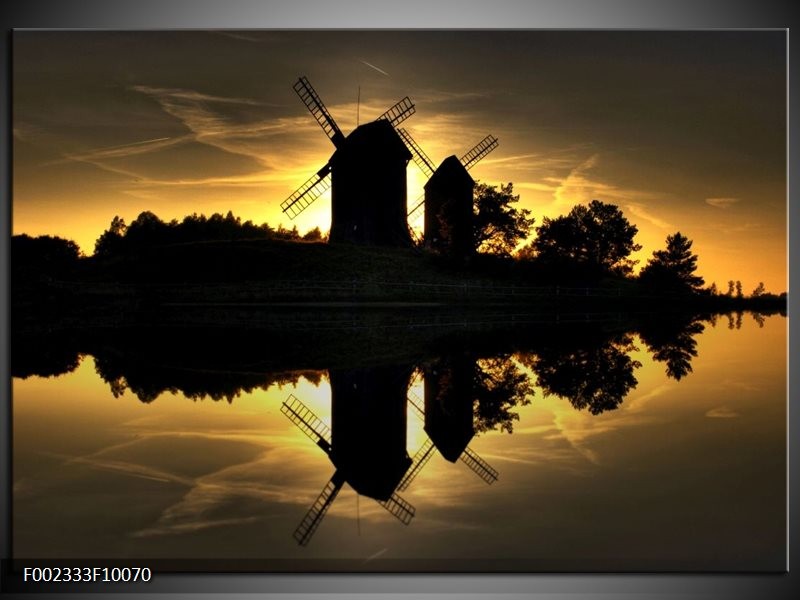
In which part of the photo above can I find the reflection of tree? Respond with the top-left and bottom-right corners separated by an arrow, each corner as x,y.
93,352 -> 323,403
11,344 -> 82,379
523,335 -> 641,414
638,317 -> 705,381
472,356 -> 534,433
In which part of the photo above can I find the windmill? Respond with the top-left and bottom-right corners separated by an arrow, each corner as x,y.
280,365 -> 418,546
400,129 -> 499,256
397,384 -> 498,492
281,76 -> 416,247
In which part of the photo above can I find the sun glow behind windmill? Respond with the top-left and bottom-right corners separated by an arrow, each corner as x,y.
281,76 -> 417,246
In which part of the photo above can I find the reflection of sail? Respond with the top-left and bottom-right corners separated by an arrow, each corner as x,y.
397,438 -> 435,491
294,472 -> 344,546
281,394 -> 331,450
281,389 -> 416,546
460,447 -> 498,484
402,390 -> 499,488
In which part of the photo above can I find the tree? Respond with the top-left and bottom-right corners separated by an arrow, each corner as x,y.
735,280 -> 743,298
94,215 -> 127,257
638,231 -> 704,293
12,234 -> 82,277
752,282 -> 766,297
471,182 -> 535,256
532,200 -> 641,276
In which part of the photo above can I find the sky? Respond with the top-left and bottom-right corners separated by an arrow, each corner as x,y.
12,30 -> 787,292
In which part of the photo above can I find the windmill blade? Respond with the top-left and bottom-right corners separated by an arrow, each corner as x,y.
460,446 -> 498,485
406,390 -> 425,419
377,492 -> 416,525
460,135 -> 499,171
281,394 -> 332,452
406,194 -> 425,219
293,473 -> 345,546
378,96 -> 416,128
397,128 -> 435,178
293,76 -> 345,147
280,165 -> 332,219
396,438 -> 436,492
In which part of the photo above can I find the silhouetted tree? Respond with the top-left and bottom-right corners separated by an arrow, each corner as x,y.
471,182 -> 535,256
707,282 -> 719,296
727,280 -> 735,296
302,226 -> 325,242
531,200 -> 641,276
12,234 -> 81,276
735,280 -> 743,298
752,282 -> 766,297
94,216 -> 127,257
523,334 -> 641,414
638,232 -> 704,293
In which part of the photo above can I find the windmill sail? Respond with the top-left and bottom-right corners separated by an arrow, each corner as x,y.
280,165 -> 332,219
293,76 -> 345,147
406,194 -> 425,220
378,96 -> 416,128
281,394 -> 332,451
397,128 -> 435,178
460,135 -> 499,170
293,473 -> 345,546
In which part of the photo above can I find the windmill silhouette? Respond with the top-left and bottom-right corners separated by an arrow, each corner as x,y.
400,129 -> 499,255
281,76 -> 416,247
396,376 -> 498,492
280,365 -> 418,546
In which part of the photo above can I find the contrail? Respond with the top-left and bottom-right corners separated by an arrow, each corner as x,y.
359,59 -> 390,77
89,137 -> 172,152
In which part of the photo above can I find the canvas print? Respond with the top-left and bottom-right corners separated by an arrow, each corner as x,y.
10,30 -> 787,572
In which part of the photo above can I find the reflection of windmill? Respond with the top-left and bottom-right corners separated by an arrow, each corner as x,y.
397,388 -> 498,492
281,395 -> 415,546
401,129 -> 499,255
281,76 -> 416,247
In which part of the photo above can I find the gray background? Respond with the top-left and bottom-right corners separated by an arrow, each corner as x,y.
0,0 -> 796,598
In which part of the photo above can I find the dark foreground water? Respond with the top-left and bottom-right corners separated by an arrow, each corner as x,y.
12,310 -> 786,572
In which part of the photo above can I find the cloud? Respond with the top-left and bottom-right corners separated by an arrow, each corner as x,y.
625,202 -> 673,231
705,197 -> 740,209
705,406 -> 740,419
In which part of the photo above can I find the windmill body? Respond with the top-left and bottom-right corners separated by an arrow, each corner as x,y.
329,121 -> 413,246
423,156 -> 475,258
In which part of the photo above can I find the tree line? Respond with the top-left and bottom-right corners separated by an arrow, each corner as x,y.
11,182 -> 785,299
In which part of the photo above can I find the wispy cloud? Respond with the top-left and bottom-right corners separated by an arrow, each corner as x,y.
705,197 -> 740,209
705,406 -> 740,419
625,202 -> 673,231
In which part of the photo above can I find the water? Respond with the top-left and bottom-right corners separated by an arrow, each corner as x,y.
11,311 -> 786,571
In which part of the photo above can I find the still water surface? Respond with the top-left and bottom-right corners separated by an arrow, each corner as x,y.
12,312 -> 786,571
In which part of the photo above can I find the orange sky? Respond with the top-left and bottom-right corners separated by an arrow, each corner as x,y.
12,30 -> 787,293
